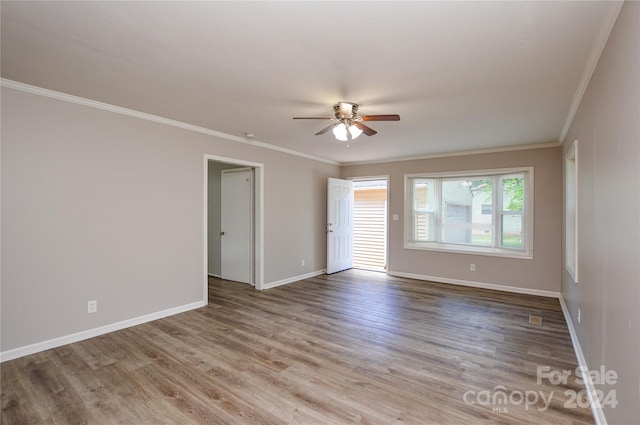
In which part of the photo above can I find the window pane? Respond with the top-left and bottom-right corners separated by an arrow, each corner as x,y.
412,179 -> 435,241
414,212 -> 434,241
565,147 -> 577,280
413,179 -> 435,211
502,176 -> 524,212
501,214 -> 523,248
442,179 -> 492,246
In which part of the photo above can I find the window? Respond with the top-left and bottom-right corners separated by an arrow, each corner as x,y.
405,168 -> 533,258
565,141 -> 578,282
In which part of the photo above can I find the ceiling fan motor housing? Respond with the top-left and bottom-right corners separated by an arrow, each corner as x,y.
334,102 -> 359,120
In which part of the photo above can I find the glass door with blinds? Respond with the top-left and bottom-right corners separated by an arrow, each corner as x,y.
352,178 -> 388,272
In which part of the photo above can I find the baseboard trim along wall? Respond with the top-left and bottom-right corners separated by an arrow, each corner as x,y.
558,296 -> 607,425
386,270 -> 561,298
0,300 -> 207,363
263,270 -> 326,290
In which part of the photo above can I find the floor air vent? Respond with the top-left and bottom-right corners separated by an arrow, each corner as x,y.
529,315 -> 543,325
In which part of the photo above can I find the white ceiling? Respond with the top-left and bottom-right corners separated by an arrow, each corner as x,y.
1,1 -> 622,164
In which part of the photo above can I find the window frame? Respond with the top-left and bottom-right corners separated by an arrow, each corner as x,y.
565,141 -> 578,282
404,167 -> 534,259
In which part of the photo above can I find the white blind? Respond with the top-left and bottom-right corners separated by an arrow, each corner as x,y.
353,187 -> 387,271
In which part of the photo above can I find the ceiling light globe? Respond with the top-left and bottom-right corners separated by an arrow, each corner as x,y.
333,123 -> 348,141
349,125 -> 363,139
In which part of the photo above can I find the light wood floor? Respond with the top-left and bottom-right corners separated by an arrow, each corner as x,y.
1,270 -> 593,424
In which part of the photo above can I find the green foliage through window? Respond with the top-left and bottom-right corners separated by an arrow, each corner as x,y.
503,177 -> 524,211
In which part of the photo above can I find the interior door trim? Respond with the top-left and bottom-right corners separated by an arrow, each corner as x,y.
204,154 -> 264,299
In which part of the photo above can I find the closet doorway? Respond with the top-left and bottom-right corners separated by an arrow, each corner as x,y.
204,155 -> 263,295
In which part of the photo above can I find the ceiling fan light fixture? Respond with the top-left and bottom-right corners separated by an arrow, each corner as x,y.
294,101 -> 399,141
348,124 -> 363,139
333,123 -> 348,141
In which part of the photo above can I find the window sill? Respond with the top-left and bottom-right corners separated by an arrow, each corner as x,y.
404,241 -> 533,260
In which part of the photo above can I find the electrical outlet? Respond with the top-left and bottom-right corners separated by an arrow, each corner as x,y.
470,264 -> 476,271
577,308 -> 581,324
301,259 -> 305,267
88,300 -> 97,314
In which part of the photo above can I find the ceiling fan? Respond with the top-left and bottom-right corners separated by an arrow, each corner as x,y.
293,102 -> 400,142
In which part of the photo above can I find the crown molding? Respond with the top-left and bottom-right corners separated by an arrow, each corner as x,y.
0,79 -> 340,166
559,1 -> 624,144
2,76 -> 590,168
340,142 -> 561,167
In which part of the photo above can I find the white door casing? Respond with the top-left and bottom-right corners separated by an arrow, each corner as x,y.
221,168 -> 253,284
327,178 -> 354,274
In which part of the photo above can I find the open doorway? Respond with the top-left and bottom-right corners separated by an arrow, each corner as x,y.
352,178 -> 388,272
204,155 -> 264,297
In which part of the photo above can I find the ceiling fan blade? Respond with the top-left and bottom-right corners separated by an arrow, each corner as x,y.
361,114 -> 400,121
292,117 -> 333,120
354,122 -> 377,136
316,123 -> 338,135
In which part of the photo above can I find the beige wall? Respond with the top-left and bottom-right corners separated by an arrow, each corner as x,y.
561,2 -> 639,424
342,147 -> 563,293
0,87 -> 339,352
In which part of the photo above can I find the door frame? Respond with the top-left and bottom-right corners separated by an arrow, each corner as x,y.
349,175 -> 390,273
203,154 -> 264,299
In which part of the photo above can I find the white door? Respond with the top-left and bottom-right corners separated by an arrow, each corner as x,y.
327,178 -> 354,274
221,169 -> 253,284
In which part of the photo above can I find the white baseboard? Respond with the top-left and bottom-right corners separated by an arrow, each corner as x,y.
386,270 -> 560,298
558,295 -> 607,425
208,273 -> 221,278
0,300 -> 207,363
262,269 -> 326,290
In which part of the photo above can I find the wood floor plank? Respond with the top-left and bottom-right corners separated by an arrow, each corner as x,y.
1,360 -> 48,424
2,270 -> 594,424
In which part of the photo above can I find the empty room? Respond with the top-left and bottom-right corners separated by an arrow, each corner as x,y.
1,2 -> 638,424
